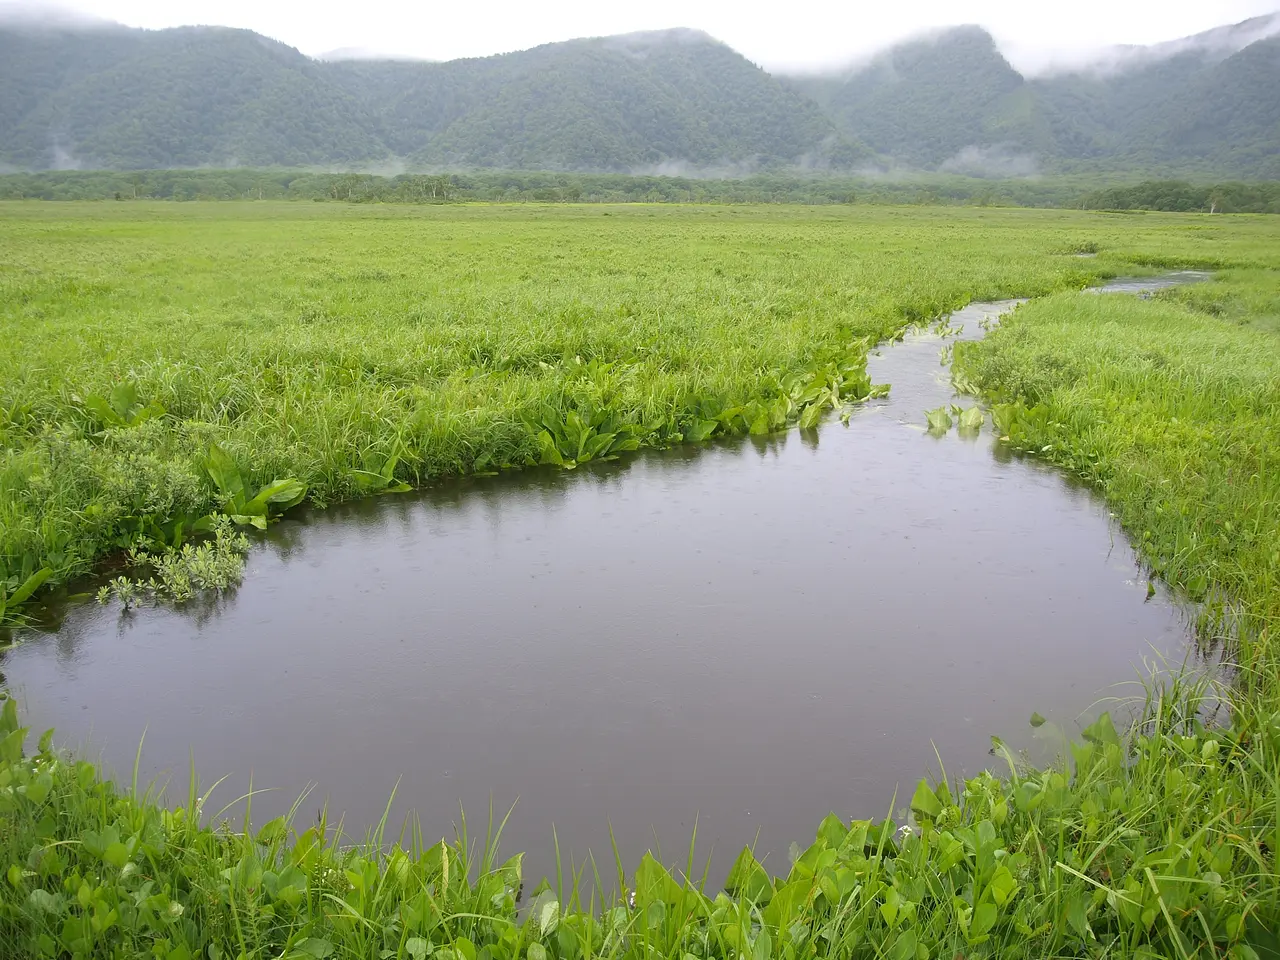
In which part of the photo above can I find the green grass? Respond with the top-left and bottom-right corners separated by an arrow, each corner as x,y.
955,272 -> 1280,640
2,203 -> 1280,957
2,202 -> 1277,603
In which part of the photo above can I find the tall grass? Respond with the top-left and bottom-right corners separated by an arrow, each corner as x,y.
3,203 -> 1276,605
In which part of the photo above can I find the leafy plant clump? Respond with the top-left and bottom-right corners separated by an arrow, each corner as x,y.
95,517 -> 251,607
83,381 -> 166,431
924,404 -> 982,435
206,444 -> 307,530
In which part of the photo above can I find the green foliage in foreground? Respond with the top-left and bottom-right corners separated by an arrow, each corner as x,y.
3,681 -> 1279,960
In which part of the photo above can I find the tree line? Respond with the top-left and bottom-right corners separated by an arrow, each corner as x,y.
1,171 -> 1277,212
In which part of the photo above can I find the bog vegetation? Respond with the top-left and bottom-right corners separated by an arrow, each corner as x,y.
8,200 -> 1226,612
1,202 -> 1279,958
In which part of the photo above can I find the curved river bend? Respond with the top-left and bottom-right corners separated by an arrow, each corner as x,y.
3,275 -> 1205,884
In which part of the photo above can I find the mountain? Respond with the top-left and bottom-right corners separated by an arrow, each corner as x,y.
323,30 -> 862,171
790,15 -> 1280,178
0,21 -> 862,171
1027,21 -> 1280,177
789,26 -> 1047,171
0,23 -> 385,168
0,13 -> 1276,176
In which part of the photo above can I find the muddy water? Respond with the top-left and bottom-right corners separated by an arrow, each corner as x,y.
3,278 -> 1199,886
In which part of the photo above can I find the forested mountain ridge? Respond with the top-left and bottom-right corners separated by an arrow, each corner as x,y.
0,13 -> 1276,175
0,24 -> 386,168
793,15 -> 1280,178
0,22 -> 861,171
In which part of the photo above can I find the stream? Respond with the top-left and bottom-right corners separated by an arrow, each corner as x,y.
2,274 -> 1207,886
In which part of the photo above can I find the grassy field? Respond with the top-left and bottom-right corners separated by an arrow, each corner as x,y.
2,203 -> 1280,958
2,202 -> 1276,604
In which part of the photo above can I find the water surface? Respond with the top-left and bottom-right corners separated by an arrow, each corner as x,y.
3,279 -> 1197,884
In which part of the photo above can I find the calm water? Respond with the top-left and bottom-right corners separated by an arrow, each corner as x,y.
2,278 -> 1201,885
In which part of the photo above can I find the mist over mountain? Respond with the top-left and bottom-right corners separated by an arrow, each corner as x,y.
0,11 -> 1275,176
791,14 -> 1280,178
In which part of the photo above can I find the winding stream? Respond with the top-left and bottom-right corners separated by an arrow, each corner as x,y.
3,275 -> 1205,884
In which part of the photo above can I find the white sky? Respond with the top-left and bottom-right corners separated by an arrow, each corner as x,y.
10,0 -> 1280,71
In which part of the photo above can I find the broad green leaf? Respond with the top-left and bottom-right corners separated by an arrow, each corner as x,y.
27,888 -> 62,914
249,478 -> 307,511
798,402 -> 824,430
1082,713 -> 1120,747
1029,712 -> 1046,728
725,848 -> 772,903
292,938 -> 334,959
988,865 -> 1018,906
880,887 -> 902,928
970,901 -> 997,940
958,406 -> 984,431
536,430 -> 566,466
109,382 -> 139,421
910,779 -> 942,820
206,444 -> 245,501
887,931 -> 917,960
8,567 -> 51,607
25,772 -> 52,805
539,899 -> 559,936
84,394 -> 123,427
925,407 -> 952,433
102,840 -> 129,868
1066,893 -> 1091,938
686,419 -> 718,443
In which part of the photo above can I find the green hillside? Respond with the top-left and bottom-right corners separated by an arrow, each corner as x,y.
0,25 -> 385,168
791,26 -> 1043,171
331,31 -> 861,170
0,13 -> 1276,175
0,23 -> 861,171
797,17 -> 1280,178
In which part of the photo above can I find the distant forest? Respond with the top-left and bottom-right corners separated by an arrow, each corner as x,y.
2,170 -> 1277,212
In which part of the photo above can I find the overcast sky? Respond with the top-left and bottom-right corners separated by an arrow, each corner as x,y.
9,0 -> 1280,71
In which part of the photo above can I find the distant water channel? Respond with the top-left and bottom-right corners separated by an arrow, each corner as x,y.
3,274 -> 1206,886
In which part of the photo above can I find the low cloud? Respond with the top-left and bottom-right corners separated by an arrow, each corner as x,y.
50,142 -> 83,171
0,0 -> 113,28
1011,11 -> 1280,77
938,145 -> 1039,178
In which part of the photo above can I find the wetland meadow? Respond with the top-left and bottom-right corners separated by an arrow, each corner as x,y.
1,202 -> 1278,959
